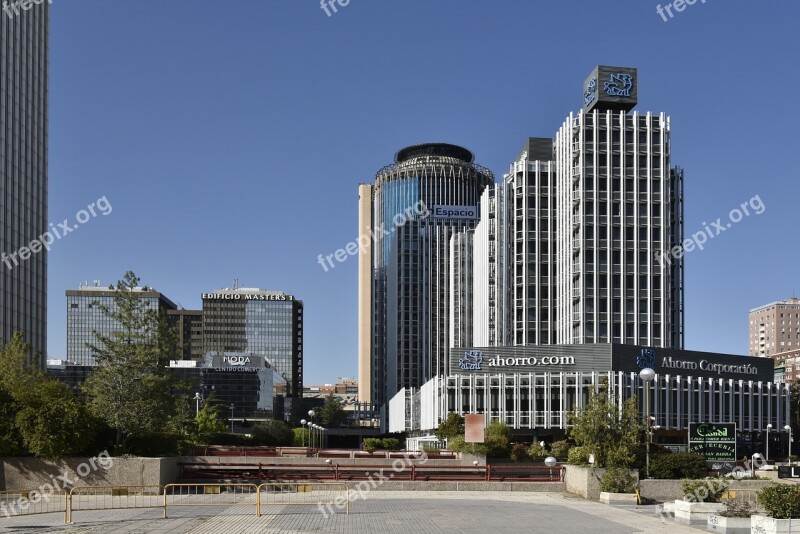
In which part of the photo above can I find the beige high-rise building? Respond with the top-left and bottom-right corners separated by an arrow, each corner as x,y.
357,184 -> 373,405
749,298 -> 800,357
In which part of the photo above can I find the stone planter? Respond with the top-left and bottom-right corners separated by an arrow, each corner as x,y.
750,514 -> 800,534
706,514 -> 752,534
599,491 -> 638,505
674,500 -> 727,525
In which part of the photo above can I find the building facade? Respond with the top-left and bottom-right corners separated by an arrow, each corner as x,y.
66,284 -> 177,366
1,0 -> 50,366
201,288 -> 303,399
389,345 -> 791,444
749,298 -> 800,357
773,348 -> 800,383
167,309 -> 204,361
556,67 -> 684,348
361,143 -> 494,407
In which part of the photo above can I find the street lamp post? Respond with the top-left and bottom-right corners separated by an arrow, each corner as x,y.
307,421 -> 314,448
639,367 -> 656,479
193,392 -> 202,416
308,410 -> 317,449
786,425 -> 793,465
766,424 -> 772,463
229,404 -> 235,433
300,419 -> 307,447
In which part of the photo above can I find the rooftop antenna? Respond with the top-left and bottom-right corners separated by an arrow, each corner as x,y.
233,278 -> 239,290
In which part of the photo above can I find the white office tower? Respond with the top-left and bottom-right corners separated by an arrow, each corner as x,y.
555,66 -> 684,348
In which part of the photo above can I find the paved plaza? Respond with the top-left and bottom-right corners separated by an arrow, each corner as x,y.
0,491 -> 703,533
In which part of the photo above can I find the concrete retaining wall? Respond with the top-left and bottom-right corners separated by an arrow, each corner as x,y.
0,457 -> 179,491
564,465 -> 603,500
639,479 -> 774,503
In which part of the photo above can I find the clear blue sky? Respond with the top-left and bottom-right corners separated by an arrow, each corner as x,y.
47,0 -> 800,384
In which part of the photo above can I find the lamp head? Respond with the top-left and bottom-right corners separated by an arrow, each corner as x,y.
786,425 -> 792,431
301,419 -> 306,425
639,368 -> 656,382
544,456 -> 557,467
767,424 -> 772,429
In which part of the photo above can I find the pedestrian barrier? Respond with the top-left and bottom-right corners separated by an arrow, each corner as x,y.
259,482 -> 350,515
0,489 -> 67,519
722,488 -> 760,509
2,482 -> 352,524
163,483 -> 260,518
67,485 -> 162,524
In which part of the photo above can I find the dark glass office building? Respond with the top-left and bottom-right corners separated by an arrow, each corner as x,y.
1,0 -> 50,366
202,289 -> 303,399
66,284 -> 178,366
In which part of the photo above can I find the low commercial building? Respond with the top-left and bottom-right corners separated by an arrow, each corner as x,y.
48,353 -> 286,420
389,344 -> 791,449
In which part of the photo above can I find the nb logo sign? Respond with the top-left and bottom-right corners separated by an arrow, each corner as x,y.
604,73 -> 634,97
459,350 -> 483,371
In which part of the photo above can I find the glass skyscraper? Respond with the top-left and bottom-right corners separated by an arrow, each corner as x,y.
1,0 -> 50,366
359,144 -> 494,406
201,288 -> 303,398
66,284 -> 177,366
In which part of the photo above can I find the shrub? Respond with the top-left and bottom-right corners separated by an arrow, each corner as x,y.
567,446 -> 590,465
549,440 -> 571,462
757,484 -> 800,519
720,501 -> 754,518
362,438 -> 383,453
251,420 -> 293,446
381,438 -> 401,451
598,467 -> 638,494
649,452 -> 707,479
510,443 -> 530,462
292,427 -> 309,447
484,421 -> 511,458
681,478 -> 729,503
528,442 -> 548,462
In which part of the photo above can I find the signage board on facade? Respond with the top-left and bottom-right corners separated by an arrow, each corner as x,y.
583,65 -> 638,113
432,205 -> 478,220
465,414 -> 485,444
688,423 -> 737,462
202,293 -> 294,301
778,466 -> 800,479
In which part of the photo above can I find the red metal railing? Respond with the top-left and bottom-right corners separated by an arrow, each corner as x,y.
178,462 -> 564,482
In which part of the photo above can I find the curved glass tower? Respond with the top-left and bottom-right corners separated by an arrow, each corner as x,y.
360,143 -> 494,406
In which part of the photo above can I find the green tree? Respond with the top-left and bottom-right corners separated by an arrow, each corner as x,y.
251,420 -> 294,446
435,412 -> 465,441
195,399 -> 227,442
485,421 -> 512,458
567,382 -> 643,468
0,332 -> 97,459
320,395 -> 347,427
82,271 -> 179,448
293,427 -> 310,447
